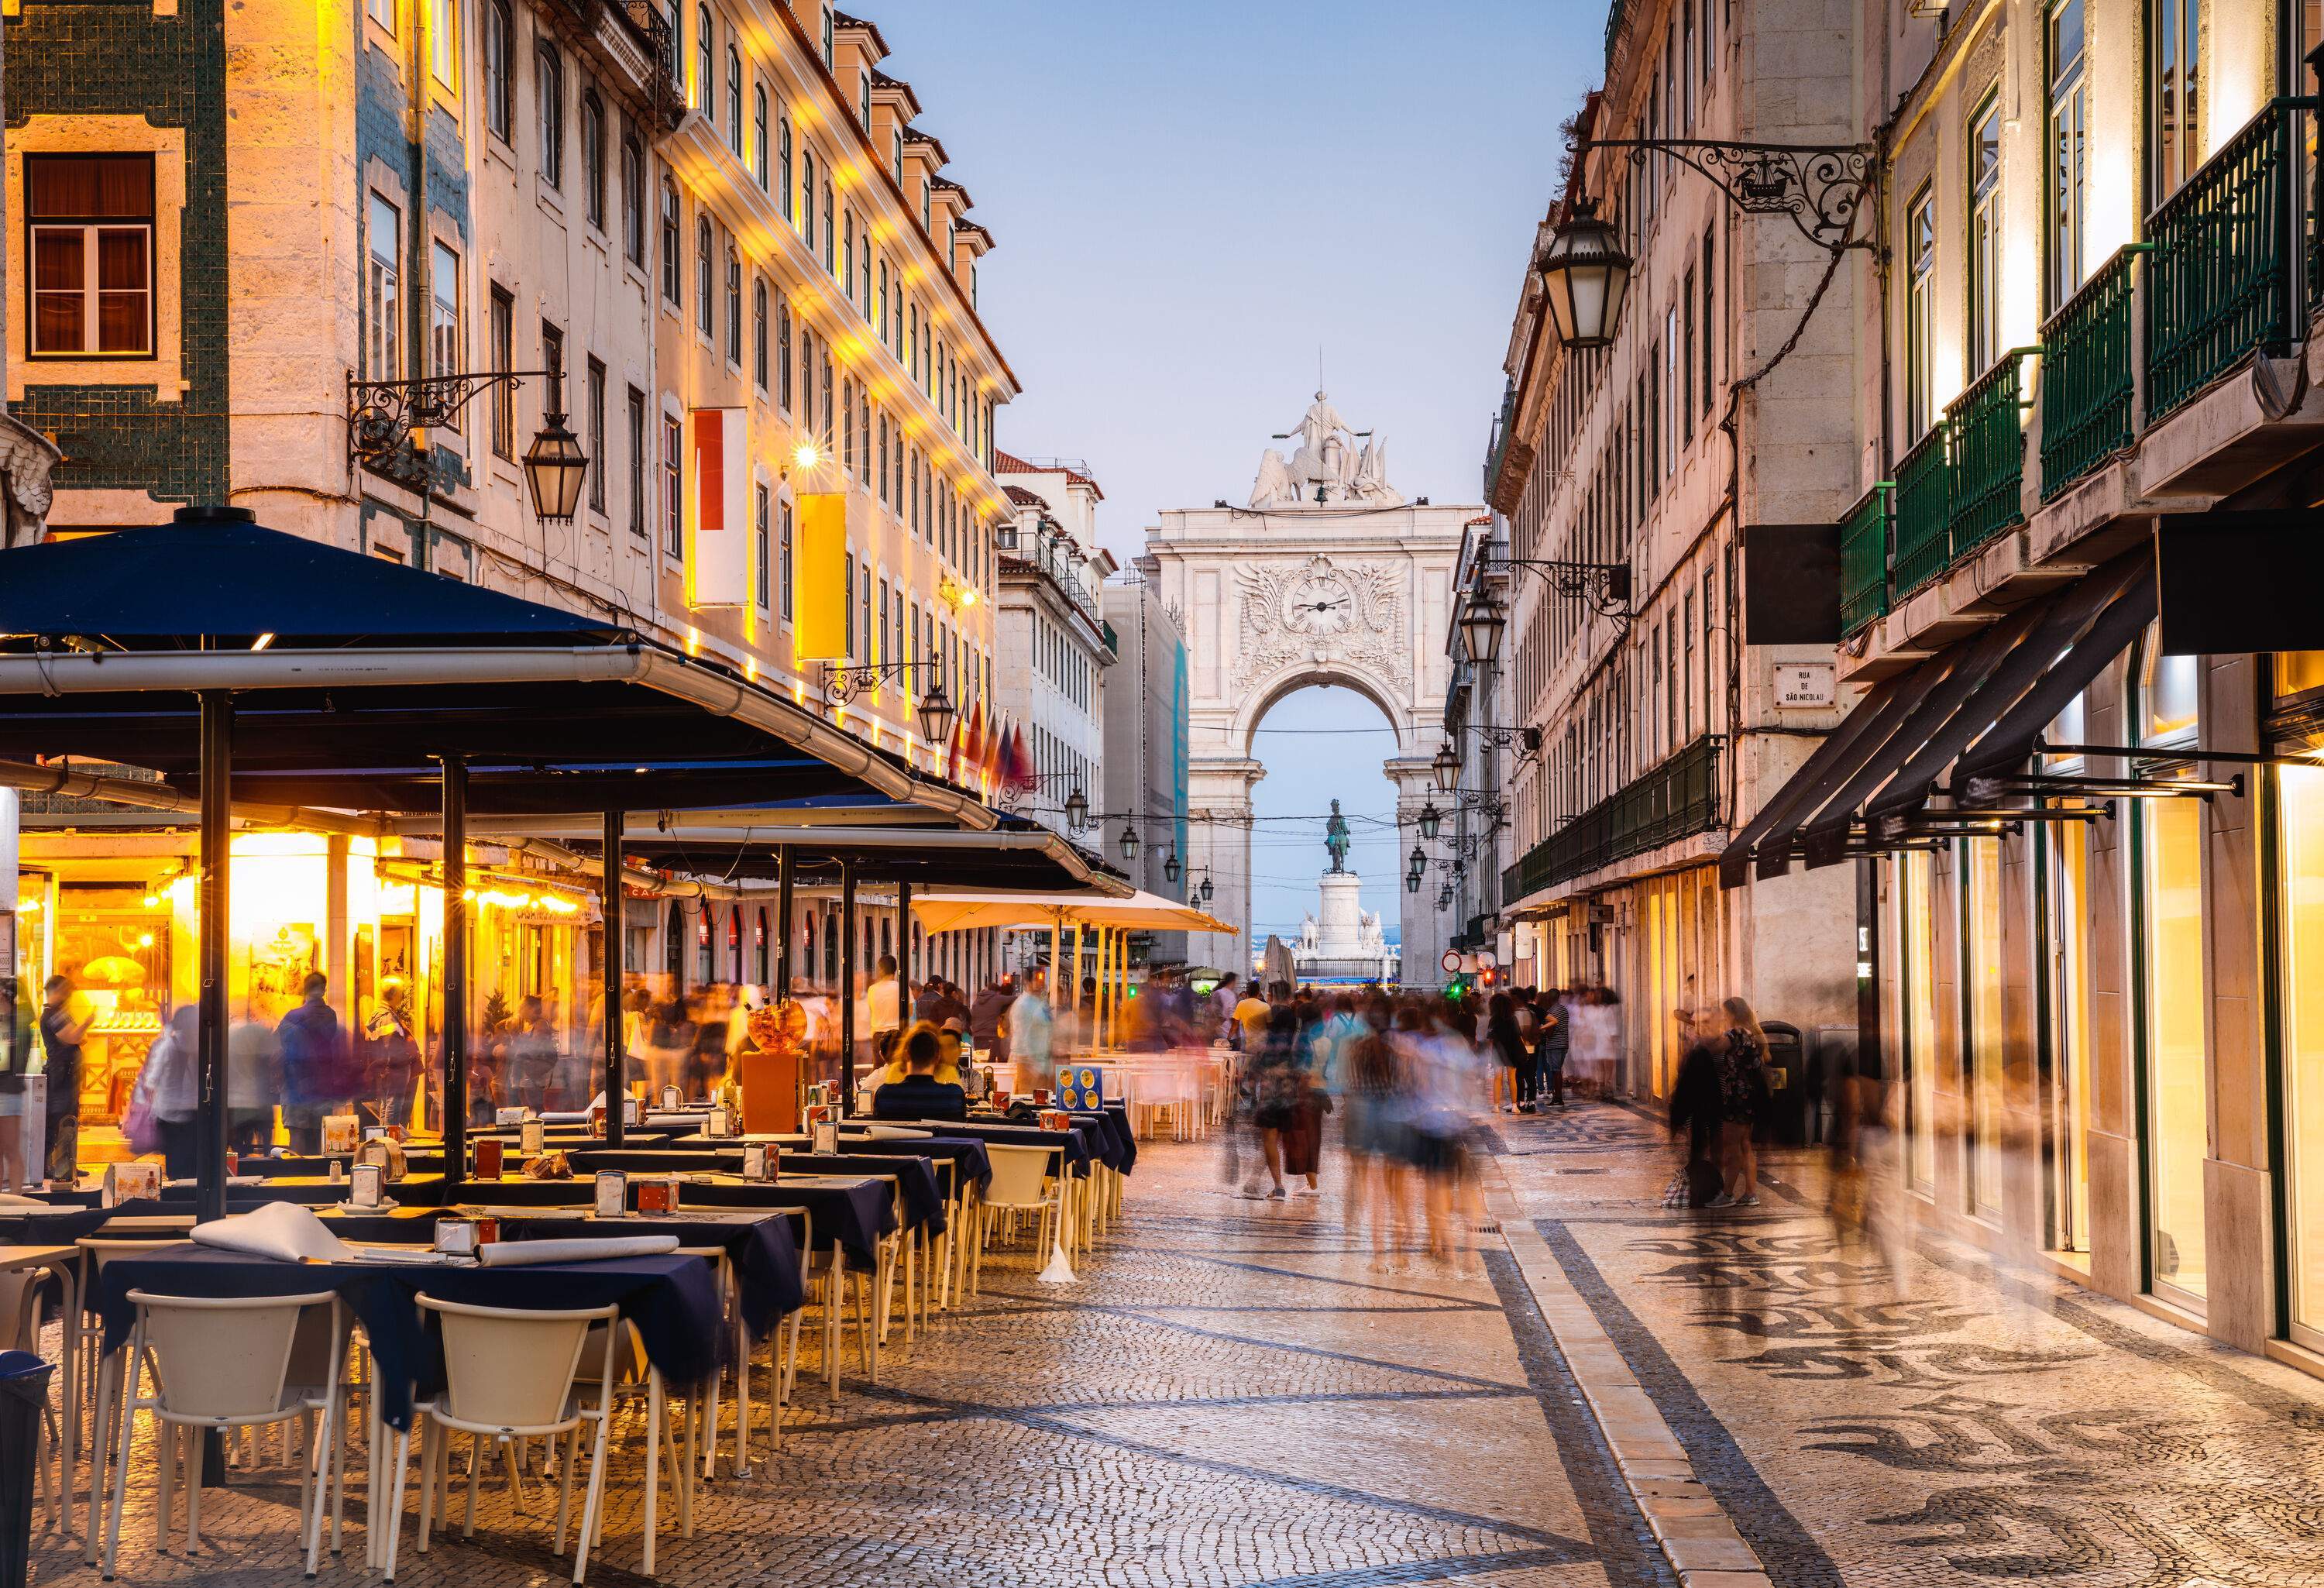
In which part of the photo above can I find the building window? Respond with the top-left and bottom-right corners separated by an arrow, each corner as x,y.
537,43 -> 564,189
661,180 -> 681,303
1904,184 -> 1935,441
726,43 -> 743,158
777,298 -> 792,411
627,385 -> 648,536
842,211 -> 855,306
2051,0 -> 2089,308
800,149 -> 815,249
694,3 -> 713,113
428,0 -> 456,88
779,498 -> 793,619
664,414 -> 683,558
754,84 -> 769,189
2148,0 -> 2199,205
820,5 -> 834,67
363,190 -> 400,379
488,285 -> 514,457
586,357 -> 607,513
1697,226 -> 1714,423
754,482 -> 771,610
752,278 -> 768,389
725,252 -> 742,363
581,94 -> 606,229
696,217 -> 713,335
428,239 -> 460,380
779,114 -> 793,220
1969,95 -> 2003,372
621,135 -> 645,263
368,0 -> 396,31
820,177 -> 834,272
483,0 -> 513,141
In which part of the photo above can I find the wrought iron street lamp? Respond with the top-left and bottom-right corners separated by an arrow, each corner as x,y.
1535,195 -> 1631,351
1407,844 -> 1426,881
914,677 -> 957,745
1405,870 -> 1422,894
1459,586 -> 1508,665
1431,741 -> 1461,794
1119,823 -> 1141,863
1163,848 -> 1181,885
1198,872 -> 1215,905
349,357 -> 590,522
1418,802 -> 1443,840
1064,787 -> 1090,834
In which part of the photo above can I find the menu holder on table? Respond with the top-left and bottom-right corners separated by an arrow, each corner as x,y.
432,1215 -> 501,1256
742,1143 -> 774,1181
661,1084 -> 682,1111
706,1106 -> 733,1139
593,1170 -> 627,1218
321,1113 -> 362,1156
520,1118 -> 545,1156
636,1176 -> 681,1215
494,1106 -> 535,1126
1039,1109 -> 1072,1132
103,1161 -> 160,1207
349,1163 -> 387,1210
357,1136 -> 408,1180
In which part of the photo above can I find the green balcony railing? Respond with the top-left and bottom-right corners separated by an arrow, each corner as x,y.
1838,481 -> 1892,636
1946,349 -> 2035,560
1891,425 -> 1951,600
2040,245 -> 2144,500
2147,98 -> 2309,424
1501,736 -> 1722,901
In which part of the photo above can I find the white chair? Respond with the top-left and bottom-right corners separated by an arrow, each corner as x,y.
74,1236 -> 186,1566
385,1297 -> 618,1585
974,1144 -> 1064,1292
0,1270 -> 61,1531
102,1289 -> 343,1578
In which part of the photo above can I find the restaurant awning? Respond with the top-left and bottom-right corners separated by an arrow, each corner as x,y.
0,509 -> 986,823
908,889 -> 1236,936
541,819 -> 1132,895
1720,546 -> 2153,885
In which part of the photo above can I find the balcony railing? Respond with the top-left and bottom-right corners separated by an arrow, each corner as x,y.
2147,98 -> 2306,423
1501,736 -> 1721,901
2040,245 -> 2144,500
1891,425 -> 1951,598
1838,481 -> 1892,636
1946,349 -> 2036,561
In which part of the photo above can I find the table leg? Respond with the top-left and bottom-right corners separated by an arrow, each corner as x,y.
643,1373 -> 661,1578
824,1249 -> 844,1398
733,1304 -> 753,1479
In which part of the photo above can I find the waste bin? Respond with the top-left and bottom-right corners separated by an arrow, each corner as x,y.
0,1350 -> 53,1588
1760,1021 -> 1809,1146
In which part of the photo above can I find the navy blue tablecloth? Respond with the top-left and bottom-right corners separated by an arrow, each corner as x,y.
1068,1109 -> 1134,1173
665,1177 -> 892,1267
95,1244 -> 720,1429
451,1208 -> 803,1339
564,1147 -> 949,1236
830,1136 -> 993,1195
892,1119 -> 1094,1177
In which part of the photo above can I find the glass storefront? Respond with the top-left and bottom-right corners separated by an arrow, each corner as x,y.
1899,848 -> 1939,1194
2140,793 -> 2209,1304
2278,764 -> 2324,1344
2045,819 -> 2093,1253
1965,839 -> 2006,1221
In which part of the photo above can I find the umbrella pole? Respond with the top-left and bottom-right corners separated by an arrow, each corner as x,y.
774,844 -> 796,1001
603,809 -> 625,1150
898,880 -> 913,1033
1048,919 -> 1061,1012
1068,925 -> 1084,1060
195,690 -> 232,1223
837,863 -> 857,1115
441,756 -> 468,1185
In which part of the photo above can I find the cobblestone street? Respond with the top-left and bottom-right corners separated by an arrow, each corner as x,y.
33,1099 -> 2324,1587
26,1134 -> 1670,1588
1491,1098 -> 2324,1588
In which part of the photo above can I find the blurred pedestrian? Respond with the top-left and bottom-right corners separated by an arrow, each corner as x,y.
276,971 -> 347,1152
1538,986 -> 1570,1107
1714,995 -> 1772,1207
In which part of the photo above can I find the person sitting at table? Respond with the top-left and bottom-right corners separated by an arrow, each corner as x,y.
871,1026 -> 967,1121
876,1019 -> 961,1086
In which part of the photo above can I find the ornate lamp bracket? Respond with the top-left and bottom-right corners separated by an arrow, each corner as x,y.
348,368 -> 553,475
1578,137 -> 1875,248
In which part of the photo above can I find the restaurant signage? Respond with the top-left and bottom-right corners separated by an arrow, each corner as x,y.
683,407 -> 750,608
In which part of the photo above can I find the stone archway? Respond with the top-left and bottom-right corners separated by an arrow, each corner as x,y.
1140,394 -> 1485,983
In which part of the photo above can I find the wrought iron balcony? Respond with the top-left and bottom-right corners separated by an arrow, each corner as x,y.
1838,481 -> 1891,637
2147,98 -> 2308,423
1890,425 -> 1951,600
1501,735 -> 1721,902
2040,245 -> 2143,500
1945,349 -> 2036,562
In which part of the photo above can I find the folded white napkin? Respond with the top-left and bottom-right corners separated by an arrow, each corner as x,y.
864,1125 -> 933,1139
192,1201 -> 352,1264
476,1235 -> 679,1267
0,1193 -> 51,1208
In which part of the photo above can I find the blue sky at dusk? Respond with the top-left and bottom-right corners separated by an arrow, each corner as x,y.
864,0 -> 1587,939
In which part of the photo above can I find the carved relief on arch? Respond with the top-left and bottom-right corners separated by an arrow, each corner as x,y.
1232,554 -> 1405,694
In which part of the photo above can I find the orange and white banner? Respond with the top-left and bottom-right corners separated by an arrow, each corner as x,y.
683,407 -> 748,609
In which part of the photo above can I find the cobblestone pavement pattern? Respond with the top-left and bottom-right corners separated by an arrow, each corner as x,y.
29,1138 -> 1674,1588
1492,1097 -> 2324,1588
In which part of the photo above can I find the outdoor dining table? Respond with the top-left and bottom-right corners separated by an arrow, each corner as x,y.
894,1117 -> 1098,1176
665,1130 -> 996,1194
562,1149 -> 947,1237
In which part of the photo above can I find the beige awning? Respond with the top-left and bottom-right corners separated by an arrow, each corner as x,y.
908,888 -> 1236,937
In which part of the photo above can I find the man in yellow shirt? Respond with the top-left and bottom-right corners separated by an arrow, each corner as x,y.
1232,989 -> 1273,1051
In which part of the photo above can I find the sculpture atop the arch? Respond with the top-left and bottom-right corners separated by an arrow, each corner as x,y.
1251,391 -> 1404,508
